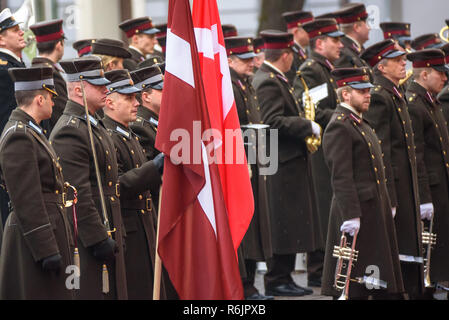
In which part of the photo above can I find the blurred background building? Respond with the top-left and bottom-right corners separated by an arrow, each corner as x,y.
2,0 -> 448,60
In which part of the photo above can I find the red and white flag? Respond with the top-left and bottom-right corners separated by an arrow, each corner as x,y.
155,0 -> 244,300
192,0 -> 254,252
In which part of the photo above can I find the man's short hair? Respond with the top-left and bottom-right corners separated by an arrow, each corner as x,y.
37,39 -> 63,55
15,89 -> 47,107
264,48 -> 291,63
309,35 -> 328,50
336,85 -> 352,102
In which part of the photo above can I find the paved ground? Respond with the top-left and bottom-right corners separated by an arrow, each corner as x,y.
254,270 -> 332,300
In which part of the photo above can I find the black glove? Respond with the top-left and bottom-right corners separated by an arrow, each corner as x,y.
153,153 -> 165,175
41,253 -> 62,273
92,237 -> 118,262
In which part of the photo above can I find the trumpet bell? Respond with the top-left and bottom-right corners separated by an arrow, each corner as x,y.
440,26 -> 449,43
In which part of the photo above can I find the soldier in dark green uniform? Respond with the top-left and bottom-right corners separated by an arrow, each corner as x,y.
333,4 -> 372,70
322,67 -> 404,300
252,30 -> 321,297
0,8 -> 26,227
91,38 -> 131,71
406,50 -> 449,297
293,18 -> 344,287
222,24 -> 238,38
30,19 -> 68,137
119,17 -> 160,71
282,11 -> 314,84
50,56 -> 128,300
361,40 -> 424,299
437,43 -> 449,127
253,37 -> 265,71
129,65 -> 163,164
0,66 -> 74,300
102,69 -> 165,299
225,36 -> 273,300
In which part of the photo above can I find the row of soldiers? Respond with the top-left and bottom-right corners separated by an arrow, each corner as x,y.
226,3 -> 449,300
0,1 -> 449,300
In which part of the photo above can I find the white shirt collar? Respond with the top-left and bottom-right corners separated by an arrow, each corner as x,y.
129,45 -> 144,56
263,60 -> 286,78
0,48 -> 22,63
340,102 -> 362,118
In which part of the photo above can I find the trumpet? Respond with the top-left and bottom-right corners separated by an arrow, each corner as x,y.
422,217 -> 437,288
296,70 -> 322,154
333,231 -> 359,300
440,25 -> 449,43
399,69 -> 413,86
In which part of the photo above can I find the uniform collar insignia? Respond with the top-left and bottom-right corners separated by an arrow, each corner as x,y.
150,117 -> 159,127
237,79 -> 246,91
116,126 -> 130,138
392,86 -> 402,99
349,113 -> 362,125
276,74 -> 289,83
325,59 -> 334,70
28,121 -> 43,135
85,114 -> 98,127
426,91 -> 435,104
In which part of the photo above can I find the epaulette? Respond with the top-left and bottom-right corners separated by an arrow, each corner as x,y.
336,113 -> 348,122
66,116 -> 81,128
407,93 -> 417,103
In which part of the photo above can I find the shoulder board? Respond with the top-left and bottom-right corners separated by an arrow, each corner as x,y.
407,93 -> 417,103
67,116 -> 81,128
372,85 -> 382,92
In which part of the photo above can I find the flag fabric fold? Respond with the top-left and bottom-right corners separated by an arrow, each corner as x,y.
155,0 -> 244,300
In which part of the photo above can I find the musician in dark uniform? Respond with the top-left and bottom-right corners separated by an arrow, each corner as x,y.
102,69 -> 165,299
225,36 -> 273,300
0,66 -> 74,300
30,19 -> 68,137
322,67 -> 404,300
437,43 -> 449,127
361,39 -> 424,299
332,4 -> 372,71
411,33 -> 444,51
380,22 -> 413,52
91,38 -> 131,71
50,56 -> 128,300
0,8 -> 26,228
293,18 -> 344,287
222,24 -> 238,38
252,30 -> 321,297
119,17 -> 160,71
282,11 -> 314,84
253,37 -> 265,71
406,49 -> 449,294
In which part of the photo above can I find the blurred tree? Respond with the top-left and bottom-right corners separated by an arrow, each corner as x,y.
258,0 -> 305,33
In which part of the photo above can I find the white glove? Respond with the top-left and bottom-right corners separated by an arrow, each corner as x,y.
340,218 -> 360,236
310,120 -> 321,137
420,203 -> 434,221
392,207 -> 397,218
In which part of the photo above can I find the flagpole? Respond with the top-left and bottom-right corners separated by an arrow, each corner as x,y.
153,184 -> 163,300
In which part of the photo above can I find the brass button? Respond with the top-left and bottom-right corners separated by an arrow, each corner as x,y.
108,165 -> 111,171
141,210 -> 145,214
108,181 -> 113,187
55,190 -> 59,194
372,155 -> 375,160
131,150 -> 135,155
111,196 -> 115,202
123,138 -> 126,142
139,195 -> 143,200
106,150 -> 109,155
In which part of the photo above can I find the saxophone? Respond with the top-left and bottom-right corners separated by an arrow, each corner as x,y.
297,70 -> 322,154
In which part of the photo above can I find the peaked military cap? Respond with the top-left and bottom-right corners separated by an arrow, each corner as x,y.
302,18 -> 344,39
411,33 -> 443,50
8,66 -> 57,96
260,30 -> 294,50
333,3 -> 368,25
130,66 -> 164,91
440,43 -> 449,64
157,36 -> 166,53
314,12 -> 336,20
92,38 -> 131,59
73,39 -> 95,57
155,23 -> 167,38
331,67 -> 374,89
30,19 -> 65,43
407,49 -> 449,72
105,69 -> 140,95
0,8 -> 21,32
380,22 -> 412,42
60,56 -> 110,86
137,55 -> 165,74
282,11 -> 314,29
253,37 -> 265,54
360,39 -> 406,67
119,16 -> 160,38
225,36 -> 257,59
222,24 -> 238,38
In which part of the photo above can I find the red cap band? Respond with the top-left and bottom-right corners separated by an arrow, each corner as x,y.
264,40 -> 294,50
224,30 -> 237,37
336,11 -> 368,24
287,17 -> 314,29
307,24 -> 339,39
383,29 -> 410,39
368,43 -> 396,67
227,45 -> 254,56
125,21 -> 154,38
416,38 -> 440,50
336,75 -> 369,87
413,57 -> 446,68
78,45 -> 92,56
35,30 -> 64,43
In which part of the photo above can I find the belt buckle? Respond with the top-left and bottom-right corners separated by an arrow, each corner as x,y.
115,183 -> 120,197
146,197 -> 152,212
